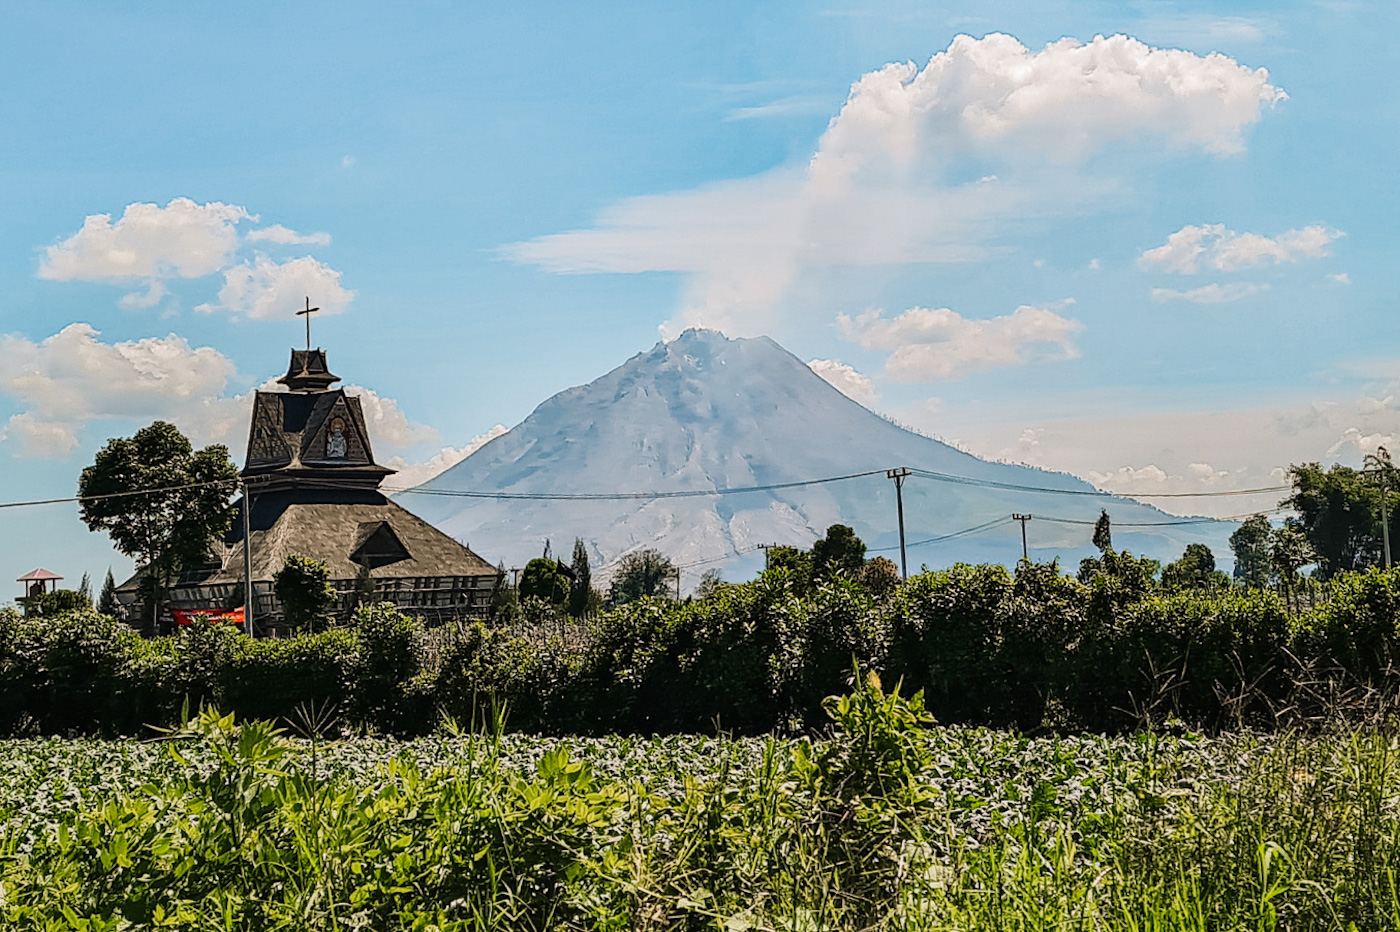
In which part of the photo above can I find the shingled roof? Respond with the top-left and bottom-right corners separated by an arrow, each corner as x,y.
202,493 -> 496,585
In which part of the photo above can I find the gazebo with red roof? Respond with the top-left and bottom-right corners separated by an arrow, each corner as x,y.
17,568 -> 62,602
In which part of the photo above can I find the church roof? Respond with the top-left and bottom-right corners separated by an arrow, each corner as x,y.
204,494 -> 497,584
243,385 -> 394,488
277,348 -> 340,392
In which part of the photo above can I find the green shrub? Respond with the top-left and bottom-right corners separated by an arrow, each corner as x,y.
351,602 -> 427,733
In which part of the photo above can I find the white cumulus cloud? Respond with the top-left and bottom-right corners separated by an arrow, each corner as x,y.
508,33 -> 1285,336
837,303 -> 1083,382
1140,223 -> 1341,274
808,359 -> 879,408
39,198 -> 252,282
197,255 -> 354,320
0,323 -> 243,456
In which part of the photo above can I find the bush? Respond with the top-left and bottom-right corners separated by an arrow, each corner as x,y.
351,602 -> 427,733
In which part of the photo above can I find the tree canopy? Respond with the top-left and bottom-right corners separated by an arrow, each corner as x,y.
608,549 -> 675,606
1230,514 -> 1274,588
273,554 -> 337,632
811,524 -> 866,580
519,557 -> 571,608
1284,462 -> 1394,578
78,421 -> 238,624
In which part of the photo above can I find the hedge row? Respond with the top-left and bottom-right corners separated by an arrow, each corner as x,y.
4,562 -> 1400,737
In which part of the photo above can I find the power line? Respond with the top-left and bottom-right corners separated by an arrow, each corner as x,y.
389,469 -> 889,501
0,477 -> 240,511
906,467 -> 1289,499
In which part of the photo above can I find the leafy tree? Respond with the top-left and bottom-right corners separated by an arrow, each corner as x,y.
694,569 -> 726,600
519,557 -> 570,607
97,568 -> 117,616
607,548 -> 676,606
1284,462 -> 1394,578
568,538 -> 592,619
765,545 -> 813,593
1230,514 -> 1274,588
811,524 -> 866,580
32,589 -> 92,616
1161,543 -> 1225,591
1092,509 -> 1113,553
273,554 -> 337,632
1270,521 -> 1317,612
78,421 -> 238,631
859,556 -> 901,599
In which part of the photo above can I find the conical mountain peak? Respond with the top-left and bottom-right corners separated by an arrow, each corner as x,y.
413,333 -> 1232,581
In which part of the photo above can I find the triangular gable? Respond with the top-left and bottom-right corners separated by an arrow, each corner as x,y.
350,520 -> 411,569
302,393 -> 371,465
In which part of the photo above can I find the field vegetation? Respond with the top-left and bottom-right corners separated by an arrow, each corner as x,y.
7,550 -> 1400,927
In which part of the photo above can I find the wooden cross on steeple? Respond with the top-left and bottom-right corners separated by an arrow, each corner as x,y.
296,296 -> 321,350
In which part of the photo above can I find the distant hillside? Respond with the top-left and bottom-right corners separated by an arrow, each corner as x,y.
407,329 -> 1235,584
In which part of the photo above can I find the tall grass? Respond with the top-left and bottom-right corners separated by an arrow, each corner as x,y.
3,684 -> 1400,930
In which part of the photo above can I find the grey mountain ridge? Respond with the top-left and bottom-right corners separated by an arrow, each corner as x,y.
409,329 -> 1235,584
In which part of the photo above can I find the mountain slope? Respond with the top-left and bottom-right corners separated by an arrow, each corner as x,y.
408,330 -> 1235,583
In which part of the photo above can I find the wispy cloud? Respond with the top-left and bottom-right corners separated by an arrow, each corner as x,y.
1151,282 -> 1269,304
508,33 -> 1286,336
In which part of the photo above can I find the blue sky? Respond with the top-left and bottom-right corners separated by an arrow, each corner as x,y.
1,1 -> 1395,590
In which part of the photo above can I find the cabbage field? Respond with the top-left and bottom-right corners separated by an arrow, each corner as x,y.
3,681 -> 1399,931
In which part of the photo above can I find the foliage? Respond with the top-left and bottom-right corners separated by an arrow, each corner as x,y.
96,569 -> 116,616
811,522 -> 866,580
693,568 -> 726,600
352,602 -> 428,734
764,544 -> 813,593
1285,461 -> 1389,578
519,557 -> 570,608
568,538 -> 592,618
77,420 -> 238,628
1231,513 -> 1275,588
607,548 -> 676,606
272,553 -> 337,632
9,696 -> 1400,929
1092,508 -> 1113,553
1161,542 -> 1227,591
28,588 -> 92,617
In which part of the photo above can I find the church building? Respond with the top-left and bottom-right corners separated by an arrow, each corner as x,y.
121,346 -> 500,629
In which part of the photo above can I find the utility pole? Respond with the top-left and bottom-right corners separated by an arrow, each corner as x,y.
241,478 -> 255,636
1011,514 -> 1032,562
886,467 -> 911,579
757,543 -> 774,571
1364,447 -> 1393,568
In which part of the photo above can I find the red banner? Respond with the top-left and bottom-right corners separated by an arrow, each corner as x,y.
172,607 -> 245,627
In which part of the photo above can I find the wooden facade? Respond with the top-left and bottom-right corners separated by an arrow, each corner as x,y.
116,348 -> 500,629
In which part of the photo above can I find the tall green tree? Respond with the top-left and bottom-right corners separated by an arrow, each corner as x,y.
1092,509 -> 1113,553
811,524 -> 866,580
97,568 -> 117,616
1230,514 -> 1274,588
1161,543 -> 1223,591
273,554 -> 337,632
519,557 -> 570,608
1270,521 -> 1317,612
607,548 -> 676,606
1284,462 -> 1393,578
78,421 -> 238,631
568,538 -> 592,619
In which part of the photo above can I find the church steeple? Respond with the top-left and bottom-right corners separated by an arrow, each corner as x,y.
277,348 -> 340,393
